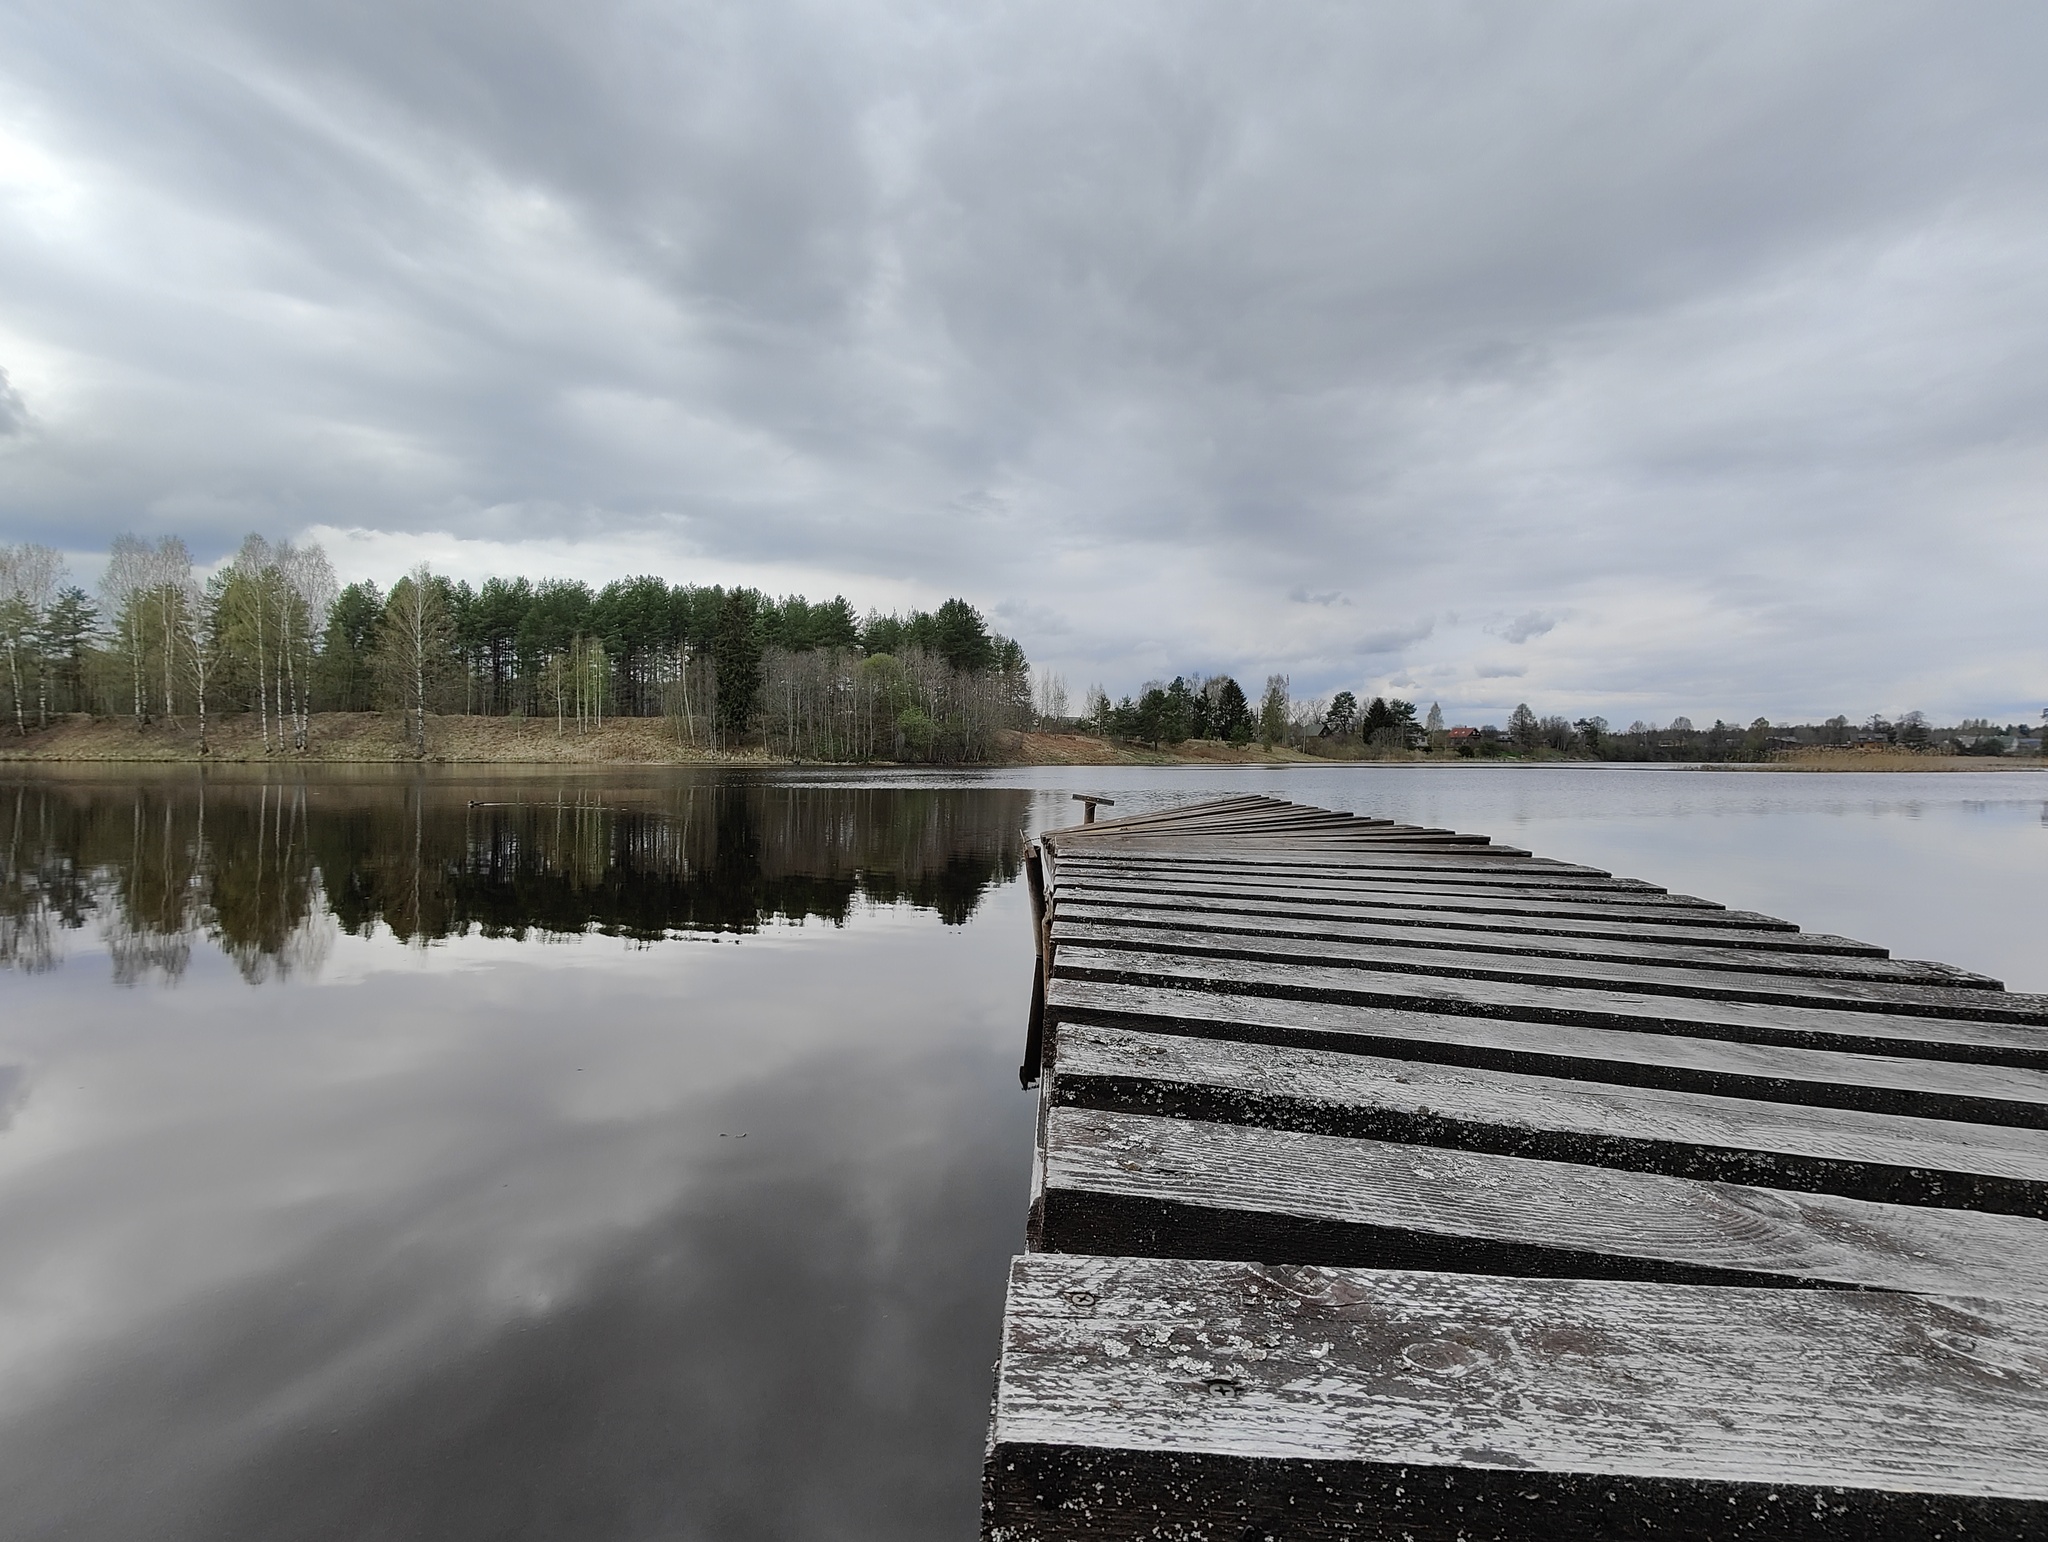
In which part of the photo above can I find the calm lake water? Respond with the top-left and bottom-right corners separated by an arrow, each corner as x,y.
1,762 -> 2042,1541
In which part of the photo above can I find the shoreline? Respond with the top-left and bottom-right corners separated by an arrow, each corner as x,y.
0,717 -> 2039,772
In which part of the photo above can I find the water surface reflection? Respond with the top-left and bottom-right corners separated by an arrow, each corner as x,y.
0,771 -> 1036,1542
2,771 -> 1028,979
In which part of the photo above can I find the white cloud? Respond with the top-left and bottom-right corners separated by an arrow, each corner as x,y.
2,2 -> 2045,719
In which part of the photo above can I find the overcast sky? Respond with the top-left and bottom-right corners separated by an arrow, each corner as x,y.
2,2 -> 2044,724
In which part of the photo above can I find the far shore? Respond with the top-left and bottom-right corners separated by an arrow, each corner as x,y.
0,715 -> 2039,771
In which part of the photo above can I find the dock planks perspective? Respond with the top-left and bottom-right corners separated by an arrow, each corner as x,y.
984,795 -> 2048,1540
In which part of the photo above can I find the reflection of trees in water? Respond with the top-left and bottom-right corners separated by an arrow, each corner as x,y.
0,779 -> 325,984
104,789 -> 200,985
0,775 -> 1028,979
202,782 -> 333,983
0,784 -> 93,973
330,780 -> 1030,941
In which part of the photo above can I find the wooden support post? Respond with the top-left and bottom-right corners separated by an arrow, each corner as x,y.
1024,843 -> 1048,944
1071,794 -> 1115,824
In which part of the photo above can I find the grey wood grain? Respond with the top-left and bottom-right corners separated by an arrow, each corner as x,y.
1051,919 -> 2043,1022
1049,833 -> 1620,867
1001,797 -> 2048,1539
1039,1104 -> 2048,1299
1054,943 -> 2048,1066
985,1255 -> 2048,1538
1057,899 -> 1979,986
1054,882 -> 1866,952
1054,844 -> 1622,878
1051,1024 -> 2048,1215
1055,870 -> 1788,928
1047,977 -> 2048,1127
1055,854 -> 1715,905
1055,853 -> 1674,893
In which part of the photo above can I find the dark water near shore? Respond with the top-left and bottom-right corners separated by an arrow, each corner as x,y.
0,763 -> 2041,1541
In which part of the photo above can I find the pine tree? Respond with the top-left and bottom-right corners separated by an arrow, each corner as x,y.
1509,702 -> 1540,751
1322,691 -> 1358,737
1211,677 -> 1253,744
316,583 -> 384,711
41,586 -> 96,715
711,588 -> 763,738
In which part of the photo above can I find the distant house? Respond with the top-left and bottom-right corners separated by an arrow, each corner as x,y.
1446,726 -> 1481,742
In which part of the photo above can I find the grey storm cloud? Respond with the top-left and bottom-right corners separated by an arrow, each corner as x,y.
1,1 -> 2045,720
1499,612 -> 1558,645
1357,620 -> 1435,656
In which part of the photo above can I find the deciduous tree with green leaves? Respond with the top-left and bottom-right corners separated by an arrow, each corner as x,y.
1259,675 -> 1289,749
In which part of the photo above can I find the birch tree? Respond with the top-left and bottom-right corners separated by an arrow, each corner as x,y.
276,542 -> 335,750
223,536 -> 277,750
175,571 -> 220,754
0,547 -> 65,729
0,545 -> 64,733
148,538 -> 195,723
101,535 -> 153,722
375,565 -> 453,752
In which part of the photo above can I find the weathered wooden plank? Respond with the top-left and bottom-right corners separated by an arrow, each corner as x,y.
1073,838 -> 1523,856
1053,882 -> 1872,954
1056,853 -> 1673,893
1057,899 -> 1980,986
1053,844 -> 1625,881
1052,919 -> 2042,1022
1055,855 -> 1711,906
1055,869 -> 1790,929
1038,1105 -> 2048,1299
985,1256 -> 2048,1540
1056,823 -> 1540,845
1061,802 -> 1365,835
1059,810 -> 1497,843
1053,832 -> 1603,862
1055,943 -> 2048,1067
1053,798 -> 1313,840
1047,977 -> 2048,1128
1073,810 -> 1359,835
1051,1024 -> 2048,1216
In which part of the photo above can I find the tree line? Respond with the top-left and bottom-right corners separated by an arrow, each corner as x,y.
1077,666 -> 2043,761
1087,675 -> 1423,752
1086,674 -> 1261,746
0,537 -> 1031,762
1389,706 -> 2041,760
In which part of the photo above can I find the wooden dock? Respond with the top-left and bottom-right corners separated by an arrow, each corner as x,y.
986,795 -> 2048,1540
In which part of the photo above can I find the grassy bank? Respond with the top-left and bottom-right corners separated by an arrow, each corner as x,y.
0,713 -> 762,764
0,716 -> 1308,767
1724,749 -> 2044,772
1,715 -> 2038,769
